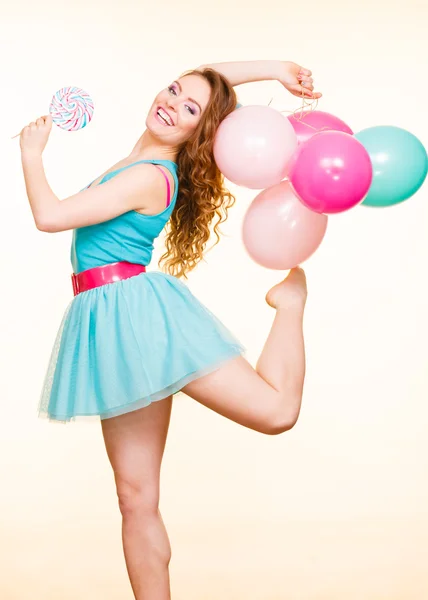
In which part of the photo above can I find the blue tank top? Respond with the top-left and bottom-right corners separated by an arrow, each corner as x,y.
71,159 -> 179,273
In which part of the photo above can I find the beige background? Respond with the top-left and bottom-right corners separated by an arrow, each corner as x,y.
1,0 -> 427,598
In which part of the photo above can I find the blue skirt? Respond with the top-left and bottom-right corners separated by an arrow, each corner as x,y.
39,272 -> 245,422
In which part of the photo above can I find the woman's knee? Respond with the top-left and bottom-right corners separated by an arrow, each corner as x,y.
258,404 -> 300,435
116,477 -> 159,518
116,477 -> 171,564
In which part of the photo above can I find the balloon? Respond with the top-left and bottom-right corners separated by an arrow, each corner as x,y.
287,110 -> 353,145
242,181 -> 328,270
214,105 -> 297,189
288,131 -> 373,214
354,126 -> 428,207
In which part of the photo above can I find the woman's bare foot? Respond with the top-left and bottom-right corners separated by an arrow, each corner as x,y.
266,267 -> 307,310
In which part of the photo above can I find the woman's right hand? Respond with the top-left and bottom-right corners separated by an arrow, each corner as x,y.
20,115 -> 53,156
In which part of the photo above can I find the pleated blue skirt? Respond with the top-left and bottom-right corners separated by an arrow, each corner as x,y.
39,272 -> 245,422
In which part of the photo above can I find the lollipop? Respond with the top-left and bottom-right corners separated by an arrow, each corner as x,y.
49,86 -> 94,131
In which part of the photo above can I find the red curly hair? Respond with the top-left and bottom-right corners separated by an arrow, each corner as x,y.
159,68 -> 237,279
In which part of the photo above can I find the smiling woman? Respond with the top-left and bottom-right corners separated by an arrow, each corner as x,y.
146,75 -> 211,146
19,60 -> 320,600
155,81 -> 204,126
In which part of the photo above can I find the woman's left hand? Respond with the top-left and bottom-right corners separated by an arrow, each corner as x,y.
279,61 -> 322,100
20,115 -> 53,155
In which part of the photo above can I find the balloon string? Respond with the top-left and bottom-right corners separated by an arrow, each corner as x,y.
272,88 -> 330,134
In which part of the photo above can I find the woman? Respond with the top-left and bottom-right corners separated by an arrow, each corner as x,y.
20,59 -> 320,600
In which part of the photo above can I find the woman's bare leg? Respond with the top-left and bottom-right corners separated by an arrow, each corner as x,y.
100,268 -> 306,596
183,268 -> 307,434
101,398 -> 173,600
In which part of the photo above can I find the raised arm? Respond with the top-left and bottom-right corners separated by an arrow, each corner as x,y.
19,117 -> 169,233
197,60 -> 321,99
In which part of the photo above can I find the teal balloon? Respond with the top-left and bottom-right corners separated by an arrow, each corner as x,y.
354,126 -> 427,207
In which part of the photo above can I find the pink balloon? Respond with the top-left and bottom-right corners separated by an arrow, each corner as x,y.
214,105 -> 297,189
287,110 -> 353,145
242,181 -> 328,270
288,131 -> 373,214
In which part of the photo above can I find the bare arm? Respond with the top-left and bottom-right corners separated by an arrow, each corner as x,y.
198,60 -> 283,85
197,60 -> 321,99
20,117 -> 168,233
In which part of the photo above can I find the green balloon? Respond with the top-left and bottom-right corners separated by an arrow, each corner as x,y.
354,126 -> 427,207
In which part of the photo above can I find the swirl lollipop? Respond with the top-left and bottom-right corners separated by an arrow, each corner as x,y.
49,86 -> 94,131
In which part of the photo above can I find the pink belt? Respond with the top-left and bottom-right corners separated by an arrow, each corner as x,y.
71,262 -> 146,296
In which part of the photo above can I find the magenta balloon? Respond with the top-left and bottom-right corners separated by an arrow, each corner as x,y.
242,181 -> 328,270
214,105 -> 297,189
287,110 -> 353,145
288,131 -> 373,214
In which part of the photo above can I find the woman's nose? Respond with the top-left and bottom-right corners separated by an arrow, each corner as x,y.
166,97 -> 178,111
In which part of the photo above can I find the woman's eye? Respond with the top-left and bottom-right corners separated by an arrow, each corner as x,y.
168,86 -> 177,95
185,105 -> 195,115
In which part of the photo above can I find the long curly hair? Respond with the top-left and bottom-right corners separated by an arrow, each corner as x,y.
159,68 -> 238,279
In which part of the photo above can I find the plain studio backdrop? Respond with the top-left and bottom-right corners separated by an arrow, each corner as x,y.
0,1 -> 427,599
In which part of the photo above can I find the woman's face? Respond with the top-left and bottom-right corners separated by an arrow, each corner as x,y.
146,74 -> 211,146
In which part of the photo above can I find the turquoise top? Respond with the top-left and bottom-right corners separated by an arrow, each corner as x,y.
71,159 -> 179,273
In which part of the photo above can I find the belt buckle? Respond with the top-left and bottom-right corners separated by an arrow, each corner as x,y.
71,273 -> 80,296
